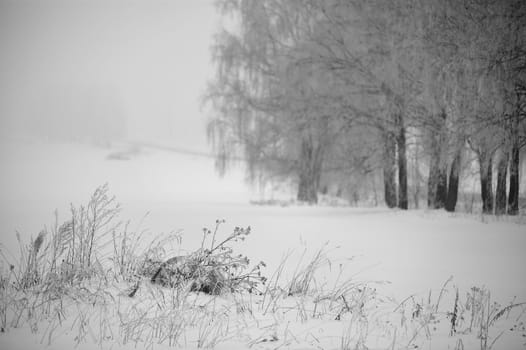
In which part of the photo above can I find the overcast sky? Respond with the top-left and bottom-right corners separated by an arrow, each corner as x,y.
0,0 -> 217,151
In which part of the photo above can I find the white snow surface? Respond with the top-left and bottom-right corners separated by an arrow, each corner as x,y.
1,140 -> 525,350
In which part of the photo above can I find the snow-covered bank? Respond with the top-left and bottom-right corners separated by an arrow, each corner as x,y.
1,141 -> 525,350
1,140 -> 525,301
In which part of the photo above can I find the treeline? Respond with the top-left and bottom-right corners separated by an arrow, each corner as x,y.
205,0 -> 525,214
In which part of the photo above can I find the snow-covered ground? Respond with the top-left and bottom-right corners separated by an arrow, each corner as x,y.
1,140 -> 525,349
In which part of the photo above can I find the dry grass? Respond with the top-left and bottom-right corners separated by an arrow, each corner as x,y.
0,185 -> 524,350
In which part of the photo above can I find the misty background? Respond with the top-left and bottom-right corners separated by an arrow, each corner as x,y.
0,0 -> 256,241
0,0 -> 215,150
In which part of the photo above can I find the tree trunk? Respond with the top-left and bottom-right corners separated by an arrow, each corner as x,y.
495,150 -> 509,215
298,175 -> 317,204
427,110 -> 447,209
396,113 -> 408,209
412,147 -> 421,209
445,149 -> 461,212
508,142 -> 519,215
478,151 -> 494,214
297,138 -> 323,204
383,131 -> 397,208
428,153 -> 439,208
437,167 -> 448,208
412,141 -> 422,209
508,111 -> 520,215
428,150 -> 447,208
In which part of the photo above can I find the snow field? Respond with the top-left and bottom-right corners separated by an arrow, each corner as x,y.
1,141 -> 525,349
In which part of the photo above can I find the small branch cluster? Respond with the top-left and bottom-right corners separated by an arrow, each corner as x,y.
145,221 -> 267,295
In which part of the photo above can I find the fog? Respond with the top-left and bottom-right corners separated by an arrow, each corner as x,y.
0,0 -> 255,241
0,0 -> 216,150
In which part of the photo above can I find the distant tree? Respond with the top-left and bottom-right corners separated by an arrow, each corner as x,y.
206,0 -> 525,214
207,0 -> 342,204
299,0 -> 426,209
421,0 -> 526,214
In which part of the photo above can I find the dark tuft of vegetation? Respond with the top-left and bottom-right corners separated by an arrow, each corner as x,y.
141,222 -> 267,295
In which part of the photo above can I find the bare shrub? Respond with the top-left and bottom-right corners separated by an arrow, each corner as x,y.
143,222 -> 267,295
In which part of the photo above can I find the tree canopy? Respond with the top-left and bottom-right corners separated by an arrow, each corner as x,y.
206,0 -> 526,213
